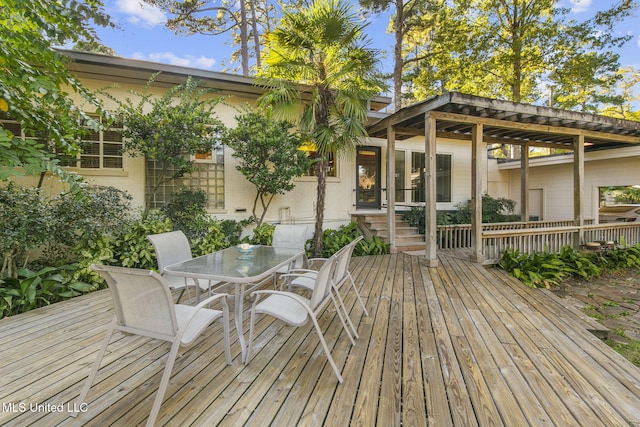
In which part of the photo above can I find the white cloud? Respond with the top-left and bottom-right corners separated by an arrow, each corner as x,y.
115,0 -> 166,26
133,52 -> 217,69
570,0 -> 592,13
637,35 -> 640,49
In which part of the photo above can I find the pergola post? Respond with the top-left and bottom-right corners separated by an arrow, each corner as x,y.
574,134 -> 585,247
424,112 -> 438,267
470,123 -> 484,263
521,144 -> 529,222
386,126 -> 396,253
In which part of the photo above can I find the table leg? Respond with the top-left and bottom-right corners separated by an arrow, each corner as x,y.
234,283 -> 248,363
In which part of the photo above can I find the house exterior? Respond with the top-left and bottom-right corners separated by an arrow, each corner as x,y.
4,51 -> 491,231
368,92 -> 640,263
5,51 -> 640,255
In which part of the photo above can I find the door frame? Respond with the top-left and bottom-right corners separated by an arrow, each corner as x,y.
356,146 -> 382,209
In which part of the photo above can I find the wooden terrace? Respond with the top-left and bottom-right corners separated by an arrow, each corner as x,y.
2,250 -> 640,426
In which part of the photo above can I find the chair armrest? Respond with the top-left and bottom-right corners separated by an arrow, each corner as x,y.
250,289 -> 312,310
287,268 -> 318,274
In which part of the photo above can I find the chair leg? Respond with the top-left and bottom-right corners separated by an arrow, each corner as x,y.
71,325 -> 115,417
310,316 -> 343,384
330,292 -> 356,345
220,298 -> 232,365
331,289 -> 358,342
348,272 -> 368,316
146,341 -> 180,427
246,302 -> 259,364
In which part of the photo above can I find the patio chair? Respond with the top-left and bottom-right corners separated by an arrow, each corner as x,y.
271,224 -> 310,286
72,264 -> 232,427
286,236 -> 369,340
147,230 -> 215,303
246,253 -> 345,383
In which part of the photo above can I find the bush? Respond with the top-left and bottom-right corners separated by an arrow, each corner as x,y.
317,223 -> 388,257
0,265 -> 93,318
455,194 -> 517,224
250,223 -> 275,245
0,184 -> 52,277
114,212 -> 173,269
45,185 -> 133,263
497,245 -> 640,289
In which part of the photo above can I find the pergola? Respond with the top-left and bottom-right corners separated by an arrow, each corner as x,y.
367,92 -> 640,266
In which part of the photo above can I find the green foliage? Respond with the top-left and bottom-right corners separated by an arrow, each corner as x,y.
497,245 -> 640,289
455,194 -> 517,224
250,223 -> 276,245
0,265 -> 93,318
402,207 -> 456,235
615,187 -> 640,204
0,0 -> 111,185
116,75 -> 225,210
225,108 -> 311,226
0,184 -> 53,277
317,222 -> 388,257
45,185 -> 133,262
219,220 -> 243,248
258,0 -> 386,256
162,188 -> 210,241
191,222 -> 227,256
161,188 -> 243,253
113,214 -> 173,269
403,0 -> 636,110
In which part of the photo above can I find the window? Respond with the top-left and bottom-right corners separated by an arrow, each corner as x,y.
0,112 -> 123,169
146,145 -> 225,211
411,152 -> 452,203
299,143 -> 337,177
77,116 -> 124,169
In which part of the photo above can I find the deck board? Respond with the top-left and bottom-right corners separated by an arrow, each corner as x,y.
2,251 -> 640,426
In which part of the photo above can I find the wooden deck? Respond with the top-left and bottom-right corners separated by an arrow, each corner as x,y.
2,251 -> 640,426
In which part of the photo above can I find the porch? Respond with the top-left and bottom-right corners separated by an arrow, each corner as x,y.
2,251 -> 640,426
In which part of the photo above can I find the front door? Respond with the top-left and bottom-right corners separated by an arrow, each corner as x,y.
356,147 -> 381,209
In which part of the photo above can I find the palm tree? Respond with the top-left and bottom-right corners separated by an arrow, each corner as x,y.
258,0 -> 385,256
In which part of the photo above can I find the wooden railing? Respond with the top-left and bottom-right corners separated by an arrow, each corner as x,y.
437,220 -> 640,263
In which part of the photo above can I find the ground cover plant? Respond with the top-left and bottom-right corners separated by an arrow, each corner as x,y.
0,183 -> 384,318
498,244 -> 640,289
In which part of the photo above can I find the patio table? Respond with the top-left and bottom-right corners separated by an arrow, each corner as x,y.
163,245 -> 303,363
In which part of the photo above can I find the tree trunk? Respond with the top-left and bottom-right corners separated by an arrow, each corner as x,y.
248,0 -> 261,69
239,0 -> 250,76
393,0 -> 404,112
312,158 -> 328,257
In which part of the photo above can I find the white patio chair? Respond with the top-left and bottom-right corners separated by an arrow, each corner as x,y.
147,230 -> 215,303
271,224 -> 310,286
246,253 -> 345,383
286,236 -> 369,340
72,264 -> 232,427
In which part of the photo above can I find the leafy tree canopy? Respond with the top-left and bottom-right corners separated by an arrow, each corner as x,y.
0,0 -> 112,183
225,108 -> 311,226
258,0 -> 386,255
403,0 -> 638,111
116,75 -> 225,210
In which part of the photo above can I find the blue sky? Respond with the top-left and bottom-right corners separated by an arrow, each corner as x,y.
95,0 -> 639,77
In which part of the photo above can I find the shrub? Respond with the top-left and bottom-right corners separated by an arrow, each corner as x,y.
317,223 -> 388,257
0,265 -> 93,318
455,194 -> 517,224
114,212 -> 173,269
250,223 -> 275,245
0,184 -> 52,277
45,185 -> 133,263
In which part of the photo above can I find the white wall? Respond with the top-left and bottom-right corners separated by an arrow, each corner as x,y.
503,147 -> 640,221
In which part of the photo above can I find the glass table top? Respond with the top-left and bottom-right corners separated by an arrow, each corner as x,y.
164,245 -> 303,283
